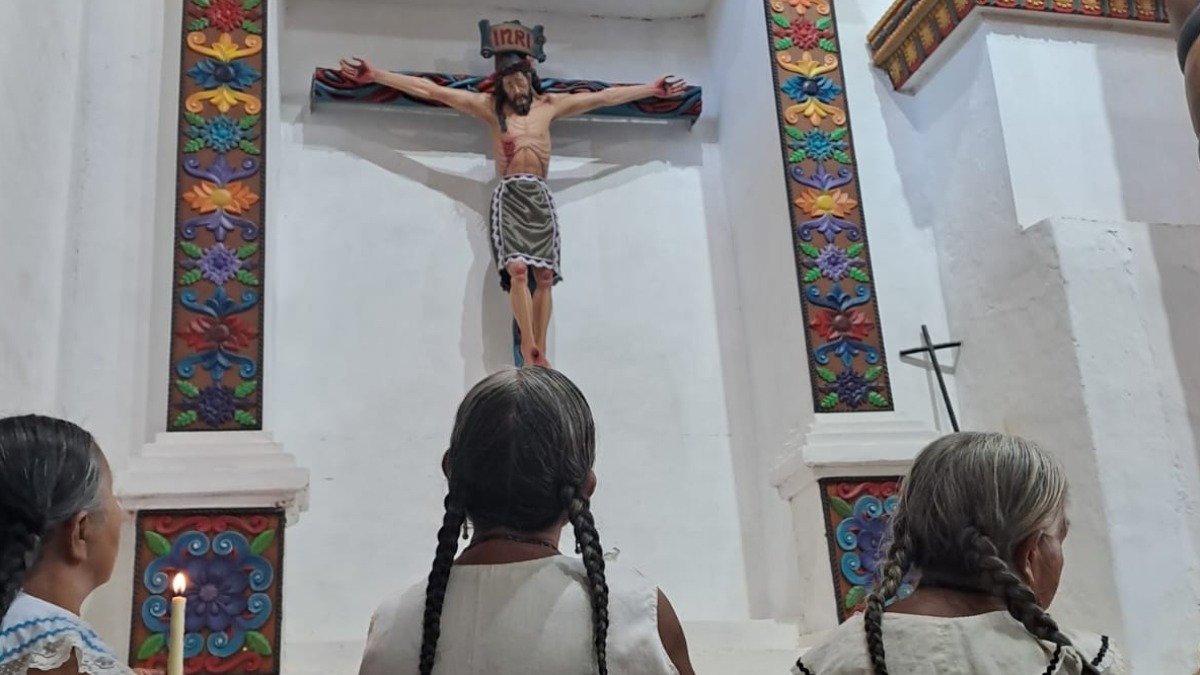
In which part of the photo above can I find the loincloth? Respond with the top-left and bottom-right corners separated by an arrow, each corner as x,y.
489,174 -> 562,292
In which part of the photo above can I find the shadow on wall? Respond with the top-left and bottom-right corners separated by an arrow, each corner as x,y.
292,105 -> 706,389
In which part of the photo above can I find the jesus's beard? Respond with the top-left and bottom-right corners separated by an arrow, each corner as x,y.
511,95 -> 532,115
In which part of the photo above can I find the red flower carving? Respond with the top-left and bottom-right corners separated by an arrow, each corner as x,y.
810,308 -> 873,342
205,0 -> 247,32
179,316 -> 258,352
775,19 -> 831,50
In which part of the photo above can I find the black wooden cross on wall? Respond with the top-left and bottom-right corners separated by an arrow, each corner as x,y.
900,324 -> 961,432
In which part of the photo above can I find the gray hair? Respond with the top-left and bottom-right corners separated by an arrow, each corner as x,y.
0,415 -> 105,619
863,432 -> 1096,675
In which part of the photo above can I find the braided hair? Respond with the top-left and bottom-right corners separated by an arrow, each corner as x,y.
0,415 -> 104,620
418,367 -> 607,675
864,432 -> 1100,675
493,60 -> 543,134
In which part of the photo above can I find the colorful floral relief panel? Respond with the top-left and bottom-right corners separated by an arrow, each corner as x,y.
130,510 -> 284,674
169,0 -> 267,430
762,0 -> 894,412
819,477 -> 915,621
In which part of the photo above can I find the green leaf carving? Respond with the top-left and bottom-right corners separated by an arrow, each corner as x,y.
172,411 -> 198,428
180,241 -> 204,258
234,410 -> 259,427
775,37 -> 793,51
819,38 -> 838,53
179,269 -> 203,286
239,139 -> 261,155
238,114 -> 261,130
235,269 -> 260,286
864,366 -> 883,382
832,150 -> 852,164
815,367 -> 837,383
250,529 -> 276,555
245,630 -> 273,656
845,243 -> 864,257
192,0 -> 211,8
785,126 -> 806,141
136,633 -> 166,661
236,243 -> 259,258
788,149 -> 806,163
772,13 -> 790,28
868,392 -> 890,408
829,127 -> 848,141
242,0 -> 262,8
799,242 -> 821,257
176,380 -> 200,398
183,111 -> 206,127
848,268 -> 871,283
829,496 -> 853,518
242,19 -> 263,35
188,17 -> 209,32
803,268 -> 821,283
144,531 -> 171,557
183,138 -> 205,154
234,380 -> 258,398
816,17 -> 833,31
844,585 -> 866,610
819,392 -> 839,409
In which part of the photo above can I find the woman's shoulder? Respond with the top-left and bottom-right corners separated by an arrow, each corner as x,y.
1,593 -> 130,675
1062,628 -> 1128,674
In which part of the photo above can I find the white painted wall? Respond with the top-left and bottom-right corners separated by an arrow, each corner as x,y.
879,16 -> 1200,673
274,0 -> 752,655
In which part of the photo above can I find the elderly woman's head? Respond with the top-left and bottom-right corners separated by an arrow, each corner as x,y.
0,415 -> 122,619
864,432 -> 1090,675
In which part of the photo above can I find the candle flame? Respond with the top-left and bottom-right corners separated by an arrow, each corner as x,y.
172,573 -> 187,594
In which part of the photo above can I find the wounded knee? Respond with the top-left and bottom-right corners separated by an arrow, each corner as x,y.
533,267 -> 554,283
507,262 -> 528,280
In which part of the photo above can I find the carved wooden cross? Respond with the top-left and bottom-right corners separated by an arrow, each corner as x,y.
900,325 -> 962,432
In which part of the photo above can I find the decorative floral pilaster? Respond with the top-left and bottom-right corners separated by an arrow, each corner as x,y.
170,0 -> 267,430
763,1 -> 894,412
129,509 -> 284,674
819,477 -> 915,620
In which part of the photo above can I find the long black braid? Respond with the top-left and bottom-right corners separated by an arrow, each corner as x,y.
0,415 -> 103,621
417,368 -> 607,675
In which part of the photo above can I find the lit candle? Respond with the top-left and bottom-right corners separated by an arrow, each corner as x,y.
169,573 -> 187,675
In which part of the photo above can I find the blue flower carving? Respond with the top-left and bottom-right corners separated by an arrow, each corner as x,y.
188,58 -> 261,91
791,129 -> 848,163
189,115 -> 254,154
834,490 -> 914,611
781,74 -> 842,105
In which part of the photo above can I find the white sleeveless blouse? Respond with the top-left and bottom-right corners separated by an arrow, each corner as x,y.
0,593 -> 133,675
358,556 -> 679,675
794,612 -> 1128,675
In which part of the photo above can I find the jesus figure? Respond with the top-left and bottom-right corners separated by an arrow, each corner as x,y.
338,55 -> 686,367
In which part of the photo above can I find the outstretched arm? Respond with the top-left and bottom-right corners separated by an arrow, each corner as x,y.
550,75 -> 687,120
339,58 -> 490,119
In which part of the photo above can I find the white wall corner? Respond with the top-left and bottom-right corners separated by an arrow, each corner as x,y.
116,431 -> 310,523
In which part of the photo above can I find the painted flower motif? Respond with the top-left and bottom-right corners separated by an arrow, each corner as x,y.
792,164 -> 861,243
184,180 -> 259,215
813,245 -> 861,281
823,370 -> 876,408
196,243 -> 244,285
811,307 -> 873,343
789,128 -> 848,163
202,0 -> 248,31
775,18 -> 831,50
189,115 -> 251,153
181,558 -> 249,632
188,58 -> 261,91
797,188 -> 857,219
187,384 -> 238,426
180,156 -> 261,242
781,74 -> 842,106
179,315 -> 258,353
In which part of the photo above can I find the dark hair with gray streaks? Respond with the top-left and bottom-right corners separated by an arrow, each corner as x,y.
863,432 -> 1099,675
418,367 -> 608,675
0,415 -> 105,621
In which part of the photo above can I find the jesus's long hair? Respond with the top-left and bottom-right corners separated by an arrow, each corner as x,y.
493,60 -> 544,133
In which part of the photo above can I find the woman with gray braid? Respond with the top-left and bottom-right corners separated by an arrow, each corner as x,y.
794,432 -> 1127,675
357,367 -> 694,675
0,415 -> 157,675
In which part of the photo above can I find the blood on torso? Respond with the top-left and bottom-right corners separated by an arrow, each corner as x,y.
487,96 -> 553,178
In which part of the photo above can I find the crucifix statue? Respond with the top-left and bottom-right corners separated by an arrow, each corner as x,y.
334,20 -> 688,367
